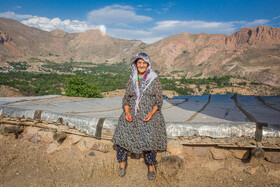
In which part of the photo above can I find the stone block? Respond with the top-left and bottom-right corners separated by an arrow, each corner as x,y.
193,147 -> 208,157
210,148 -> 228,160
230,149 -> 250,160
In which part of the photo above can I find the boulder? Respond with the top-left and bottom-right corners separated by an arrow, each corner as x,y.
0,124 -> 23,135
53,132 -> 67,143
230,149 -> 250,160
265,151 -> 280,163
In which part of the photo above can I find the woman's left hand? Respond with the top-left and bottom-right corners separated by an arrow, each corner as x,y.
143,106 -> 158,122
143,112 -> 154,122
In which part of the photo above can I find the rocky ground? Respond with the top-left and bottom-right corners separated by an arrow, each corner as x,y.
1,116 -> 280,186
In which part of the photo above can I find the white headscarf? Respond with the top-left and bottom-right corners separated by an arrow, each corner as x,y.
130,52 -> 158,114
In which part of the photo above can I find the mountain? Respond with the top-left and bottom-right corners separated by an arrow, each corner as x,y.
146,25 -> 280,86
0,17 -> 280,86
0,17 -> 146,63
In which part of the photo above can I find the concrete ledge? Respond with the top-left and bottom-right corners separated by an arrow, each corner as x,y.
1,105 -> 279,139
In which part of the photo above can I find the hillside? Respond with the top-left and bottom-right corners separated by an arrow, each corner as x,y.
146,26 -> 280,86
0,17 -> 146,64
0,17 -> 280,86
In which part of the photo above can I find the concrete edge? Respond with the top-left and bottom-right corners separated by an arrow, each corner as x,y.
1,105 -> 279,139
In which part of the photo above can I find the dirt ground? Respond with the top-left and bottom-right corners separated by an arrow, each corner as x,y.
1,123 -> 280,187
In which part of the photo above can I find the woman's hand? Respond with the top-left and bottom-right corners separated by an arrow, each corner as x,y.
124,105 -> 133,122
143,112 -> 154,122
125,112 -> 133,122
143,106 -> 158,122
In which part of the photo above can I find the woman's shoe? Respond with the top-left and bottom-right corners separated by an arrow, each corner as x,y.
148,165 -> 156,180
119,161 -> 127,177
148,171 -> 156,180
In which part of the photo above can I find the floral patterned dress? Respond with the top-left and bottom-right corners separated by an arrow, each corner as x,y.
112,77 -> 167,154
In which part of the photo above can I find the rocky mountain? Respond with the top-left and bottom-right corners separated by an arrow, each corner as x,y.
146,25 -> 280,86
0,17 -> 279,86
0,17 -> 146,63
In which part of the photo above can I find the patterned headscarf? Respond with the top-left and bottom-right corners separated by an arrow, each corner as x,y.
130,52 -> 158,114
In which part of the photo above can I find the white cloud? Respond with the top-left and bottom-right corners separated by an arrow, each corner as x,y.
273,15 -> 280,20
0,11 -> 32,20
87,4 -> 152,25
245,19 -> 270,27
152,20 -> 237,35
21,16 -> 106,33
15,6 -> 21,9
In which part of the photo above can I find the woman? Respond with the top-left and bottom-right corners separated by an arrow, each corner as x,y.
112,52 -> 167,180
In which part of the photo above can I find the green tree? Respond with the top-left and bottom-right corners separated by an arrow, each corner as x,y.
65,77 -> 102,98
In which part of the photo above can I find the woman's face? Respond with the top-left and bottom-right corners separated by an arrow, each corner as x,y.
136,58 -> 148,75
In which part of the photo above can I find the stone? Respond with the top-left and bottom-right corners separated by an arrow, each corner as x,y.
0,124 -> 23,136
47,142 -> 60,154
167,140 -> 183,157
30,135 -> 41,143
183,146 -> 193,156
251,147 -> 265,158
88,152 -> 95,157
265,152 -> 280,163
83,137 -> 95,149
76,140 -> 88,152
210,148 -> 228,160
243,166 -> 259,174
230,149 -> 250,160
82,137 -> 111,153
90,142 -> 110,153
68,135 -> 82,145
37,131 -> 54,143
53,132 -> 67,143
193,147 -> 208,157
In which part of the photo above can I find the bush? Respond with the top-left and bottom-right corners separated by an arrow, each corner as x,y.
65,77 -> 102,98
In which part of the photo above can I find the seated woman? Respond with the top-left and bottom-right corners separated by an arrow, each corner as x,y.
112,52 -> 167,180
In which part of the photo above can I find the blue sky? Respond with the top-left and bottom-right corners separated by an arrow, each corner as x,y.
0,0 -> 279,43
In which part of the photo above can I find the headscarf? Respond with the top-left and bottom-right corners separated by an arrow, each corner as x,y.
130,52 -> 158,114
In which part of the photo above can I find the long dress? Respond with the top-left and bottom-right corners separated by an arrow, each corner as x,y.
112,77 -> 167,154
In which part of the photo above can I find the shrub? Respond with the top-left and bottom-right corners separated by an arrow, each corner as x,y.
65,77 -> 102,98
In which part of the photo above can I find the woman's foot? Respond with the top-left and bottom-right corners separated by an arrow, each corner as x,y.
148,165 -> 156,180
119,161 -> 127,177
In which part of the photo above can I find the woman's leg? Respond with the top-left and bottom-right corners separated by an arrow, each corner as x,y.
116,145 -> 128,177
116,145 -> 128,165
144,150 -> 157,169
144,150 -> 157,180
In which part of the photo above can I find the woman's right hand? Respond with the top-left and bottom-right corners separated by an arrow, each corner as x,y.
125,112 -> 133,122
124,105 -> 133,122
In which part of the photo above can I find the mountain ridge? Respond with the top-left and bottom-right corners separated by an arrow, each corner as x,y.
0,17 -> 279,86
